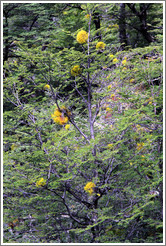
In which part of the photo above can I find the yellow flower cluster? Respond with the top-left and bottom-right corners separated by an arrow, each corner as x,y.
71,65 -> 81,76
76,30 -> 88,44
44,84 -> 50,90
51,106 -> 70,125
36,178 -> 46,187
106,107 -> 112,112
96,41 -> 106,50
113,58 -> 118,63
148,97 -> 153,105
63,11 -> 68,15
107,143 -> 113,149
137,142 -> 144,151
85,14 -> 90,19
65,124 -> 70,130
130,78 -> 135,83
84,182 -> 95,195
122,59 -> 127,65
122,67 -> 127,71
109,54 -> 114,59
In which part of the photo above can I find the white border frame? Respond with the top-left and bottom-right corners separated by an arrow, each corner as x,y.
1,1 -> 165,245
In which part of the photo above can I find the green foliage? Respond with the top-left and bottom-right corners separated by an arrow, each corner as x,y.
3,2 -> 163,244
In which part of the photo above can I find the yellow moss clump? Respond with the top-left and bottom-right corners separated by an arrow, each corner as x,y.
44,84 -> 50,90
51,106 -> 71,125
109,54 -> 114,58
130,78 -> 135,83
107,143 -> 113,149
122,67 -> 127,72
54,116 -> 68,125
106,107 -> 112,112
63,11 -> 68,15
122,59 -> 127,65
76,30 -> 88,44
84,182 -> 96,195
107,84 -> 112,90
71,65 -> 81,76
113,58 -> 118,63
96,41 -> 106,50
85,14 -> 90,19
65,124 -> 70,130
52,109 -> 61,117
36,178 -> 46,187
136,142 -> 144,151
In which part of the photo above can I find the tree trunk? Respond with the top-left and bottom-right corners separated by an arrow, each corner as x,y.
119,3 -> 128,50
93,12 -> 101,40
139,4 -> 154,43
3,14 -> 9,62
127,3 -> 154,43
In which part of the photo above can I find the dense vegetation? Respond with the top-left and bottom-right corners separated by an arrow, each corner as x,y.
3,2 -> 163,243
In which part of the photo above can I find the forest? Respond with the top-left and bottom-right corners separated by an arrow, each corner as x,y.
3,2 -> 164,244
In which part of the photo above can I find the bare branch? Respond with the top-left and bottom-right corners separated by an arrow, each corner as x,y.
92,102 -> 101,124
73,79 -> 88,105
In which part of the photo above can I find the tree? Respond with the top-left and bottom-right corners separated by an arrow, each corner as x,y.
3,2 -> 163,243
119,3 -> 128,50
